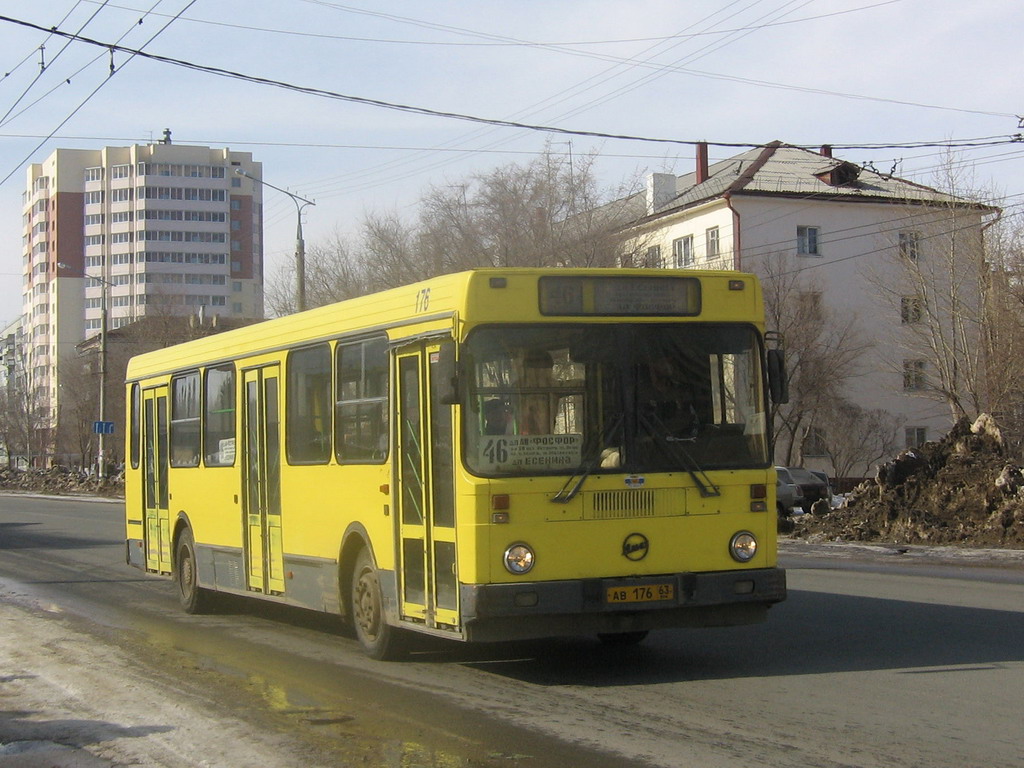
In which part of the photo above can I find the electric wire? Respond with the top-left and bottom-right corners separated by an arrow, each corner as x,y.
80,0 -> 906,48
0,2 -> 195,188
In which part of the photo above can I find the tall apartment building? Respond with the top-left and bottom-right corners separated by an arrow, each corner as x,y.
21,134 -> 263,462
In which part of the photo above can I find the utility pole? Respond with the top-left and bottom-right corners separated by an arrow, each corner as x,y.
234,169 -> 315,312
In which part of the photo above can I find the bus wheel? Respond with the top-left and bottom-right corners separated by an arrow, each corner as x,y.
176,528 -> 214,614
597,630 -> 649,646
351,549 -> 406,660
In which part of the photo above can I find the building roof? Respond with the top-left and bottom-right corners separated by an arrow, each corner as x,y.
614,141 -> 994,225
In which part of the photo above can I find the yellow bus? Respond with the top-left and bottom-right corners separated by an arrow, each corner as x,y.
125,268 -> 787,659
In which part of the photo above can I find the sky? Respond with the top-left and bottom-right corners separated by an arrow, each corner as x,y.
1,0 -> 1022,322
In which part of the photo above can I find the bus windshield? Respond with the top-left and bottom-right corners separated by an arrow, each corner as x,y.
463,324 -> 770,477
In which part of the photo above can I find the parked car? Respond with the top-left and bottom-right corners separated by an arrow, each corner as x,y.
775,466 -> 805,516
782,466 -> 831,514
808,469 -> 834,508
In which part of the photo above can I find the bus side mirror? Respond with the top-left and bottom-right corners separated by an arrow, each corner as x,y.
435,341 -> 459,405
767,348 -> 789,404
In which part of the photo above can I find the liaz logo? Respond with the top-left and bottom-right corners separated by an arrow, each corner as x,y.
622,533 -> 649,561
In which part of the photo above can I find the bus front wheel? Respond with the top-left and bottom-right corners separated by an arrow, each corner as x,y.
176,528 -> 215,614
351,549 -> 406,660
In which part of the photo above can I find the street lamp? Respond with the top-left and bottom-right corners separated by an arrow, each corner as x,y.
234,168 -> 315,313
59,262 -> 111,481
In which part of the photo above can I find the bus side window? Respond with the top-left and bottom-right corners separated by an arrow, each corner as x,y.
130,383 -> 141,470
286,344 -> 332,464
169,372 -> 201,467
203,365 -> 235,466
335,337 -> 388,463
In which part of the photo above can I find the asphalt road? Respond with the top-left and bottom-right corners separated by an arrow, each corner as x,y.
1,493 -> 1022,768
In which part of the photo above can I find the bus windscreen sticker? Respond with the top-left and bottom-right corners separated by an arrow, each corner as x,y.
477,434 -> 583,473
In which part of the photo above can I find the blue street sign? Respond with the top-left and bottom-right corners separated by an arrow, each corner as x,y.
93,421 -> 115,435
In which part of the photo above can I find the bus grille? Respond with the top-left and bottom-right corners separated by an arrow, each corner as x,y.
588,490 -> 657,519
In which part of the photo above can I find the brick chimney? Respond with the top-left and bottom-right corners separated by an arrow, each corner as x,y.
820,144 -> 832,158
696,142 -> 709,184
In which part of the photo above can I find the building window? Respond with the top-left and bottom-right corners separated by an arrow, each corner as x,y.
706,226 -> 720,259
110,188 -> 133,203
84,191 -> 104,205
804,427 -> 828,456
899,231 -> 920,261
231,177 -> 242,188
905,426 -> 927,448
111,164 -> 131,179
84,167 -> 103,182
642,245 -> 662,268
901,296 -> 923,324
903,360 -> 926,391
797,226 -> 820,256
672,235 -> 694,268
801,291 -> 824,322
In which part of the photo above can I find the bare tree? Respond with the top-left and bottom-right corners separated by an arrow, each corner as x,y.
760,252 -> 871,465
979,203 -> 1024,450
264,146 -> 631,311
869,157 -> 1000,423
0,347 -> 51,468
819,402 -> 902,482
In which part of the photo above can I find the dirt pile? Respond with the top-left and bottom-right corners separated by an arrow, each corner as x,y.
791,414 -> 1024,548
0,466 -> 124,497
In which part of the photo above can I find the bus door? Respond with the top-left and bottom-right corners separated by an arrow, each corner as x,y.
395,341 -> 458,629
142,386 -> 172,573
242,366 -> 285,595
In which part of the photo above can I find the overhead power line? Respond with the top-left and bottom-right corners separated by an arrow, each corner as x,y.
0,14 -> 1020,155
83,0 -> 908,47
0,3 -> 196,187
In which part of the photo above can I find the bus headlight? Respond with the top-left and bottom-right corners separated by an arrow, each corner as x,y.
503,543 -> 535,574
729,532 -> 758,563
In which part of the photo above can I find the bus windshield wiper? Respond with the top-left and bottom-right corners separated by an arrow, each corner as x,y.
639,411 -> 720,498
551,413 -> 624,504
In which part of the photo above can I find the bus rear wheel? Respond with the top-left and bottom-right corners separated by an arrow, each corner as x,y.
351,549 -> 406,660
176,528 -> 215,614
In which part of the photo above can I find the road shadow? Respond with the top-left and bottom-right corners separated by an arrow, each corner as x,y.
0,521 -> 112,551
0,708 -> 173,763
410,589 -> 1024,685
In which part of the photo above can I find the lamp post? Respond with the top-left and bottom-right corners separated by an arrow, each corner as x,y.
91,273 -> 111,482
234,169 -> 315,313
60,262 -> 111,481
61,264 -> 110,481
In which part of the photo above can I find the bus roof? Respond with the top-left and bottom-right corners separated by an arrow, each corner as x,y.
125,267 -> 762,381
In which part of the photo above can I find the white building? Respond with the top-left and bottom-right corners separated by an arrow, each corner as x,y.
615,141 -> 996,477
20,133 -> 263,461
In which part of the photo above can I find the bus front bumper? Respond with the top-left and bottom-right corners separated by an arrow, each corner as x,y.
460,567 -> 786,642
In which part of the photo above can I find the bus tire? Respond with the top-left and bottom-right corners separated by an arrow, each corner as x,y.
597,630 -> 649,646
176,528 -> 214,614
351,548 -> 406,660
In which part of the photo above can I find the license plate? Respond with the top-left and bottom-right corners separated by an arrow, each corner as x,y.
606,583 -> 675,604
